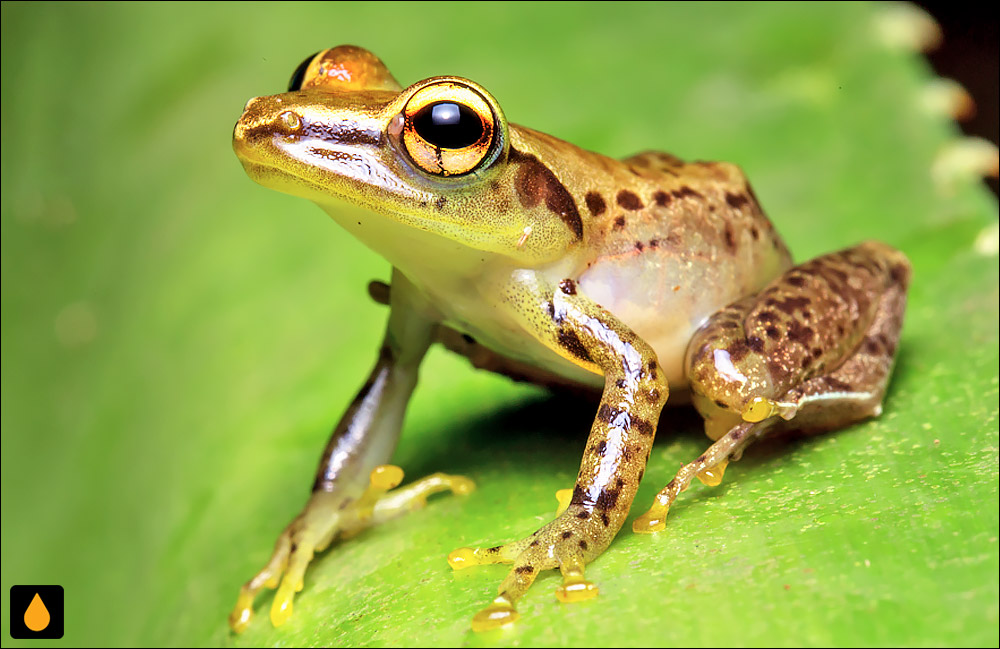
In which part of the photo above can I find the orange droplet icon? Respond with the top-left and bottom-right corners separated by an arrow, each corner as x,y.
24,592 -> 51,632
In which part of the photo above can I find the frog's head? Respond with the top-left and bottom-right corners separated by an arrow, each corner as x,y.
234,46 -> 582,268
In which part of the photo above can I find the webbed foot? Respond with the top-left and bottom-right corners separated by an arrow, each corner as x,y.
229,466 -> 473,632
448,507 -> 609,631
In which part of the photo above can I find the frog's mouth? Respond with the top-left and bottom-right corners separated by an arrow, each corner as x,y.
237,132 -> 428,221
237,130 -> 511,255
234,103 -> 500,235
234,95 -> 425,210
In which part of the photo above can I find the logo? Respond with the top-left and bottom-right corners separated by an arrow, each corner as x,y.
9,585 -> 64,639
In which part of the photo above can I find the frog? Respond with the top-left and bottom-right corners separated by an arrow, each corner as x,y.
228,45 -> 912,633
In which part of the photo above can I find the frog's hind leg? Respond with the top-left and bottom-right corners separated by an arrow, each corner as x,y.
634,241 -> 911,532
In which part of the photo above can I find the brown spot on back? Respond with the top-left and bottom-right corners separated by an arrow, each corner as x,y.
672,186 -> 703,200
653,190 -> 672,207
724,223 -> 737,252
725,193 -> 750,209
509,147 -> 583,239
585,191 -> 606,216
614,215 -> 626,229
617,190 -> 643,210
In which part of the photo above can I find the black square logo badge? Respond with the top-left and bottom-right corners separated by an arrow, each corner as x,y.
9,585 -> 64,639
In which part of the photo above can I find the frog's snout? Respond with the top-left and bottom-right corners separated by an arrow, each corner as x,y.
235,96 -> 275,138
234,95 -> 301,161
234,96 -> 266,151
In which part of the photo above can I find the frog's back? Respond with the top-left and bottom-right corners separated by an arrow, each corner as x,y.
513,129 -> 795,390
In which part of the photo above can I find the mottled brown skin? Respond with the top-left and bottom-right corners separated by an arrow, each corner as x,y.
229,45 -> 912,633
631,242 -> 911,530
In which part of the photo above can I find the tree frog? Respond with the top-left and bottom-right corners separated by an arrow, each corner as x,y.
229,46 -> 911,633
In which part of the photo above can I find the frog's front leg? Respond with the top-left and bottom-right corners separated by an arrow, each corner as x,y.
634,241 -> 911,532
229,271 -> 473,633
449,271 -> 668,631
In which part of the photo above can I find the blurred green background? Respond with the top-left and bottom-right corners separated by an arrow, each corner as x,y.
2,2 -> 997,647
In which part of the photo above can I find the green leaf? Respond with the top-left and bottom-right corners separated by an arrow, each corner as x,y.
1,2 -> 996,647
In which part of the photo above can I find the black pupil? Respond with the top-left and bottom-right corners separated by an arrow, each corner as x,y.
413,102 -> 485,149
288,51 -> 320,92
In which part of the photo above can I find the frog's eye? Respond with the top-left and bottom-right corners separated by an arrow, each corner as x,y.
401,82 -> 497,176
288,51 -> 321,92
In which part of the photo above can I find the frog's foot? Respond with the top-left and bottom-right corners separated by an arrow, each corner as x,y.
448,513 -> 605,632
633,421 -> 768,533
229,466 -> 474,633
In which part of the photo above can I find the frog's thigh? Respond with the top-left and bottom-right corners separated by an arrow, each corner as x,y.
635,241 -> 911,532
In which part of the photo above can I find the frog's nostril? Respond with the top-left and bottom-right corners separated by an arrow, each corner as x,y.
279,111 -> 301,131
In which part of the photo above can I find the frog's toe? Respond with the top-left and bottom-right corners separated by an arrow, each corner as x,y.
447,537 -> 527,570
229,489 -> 341,633
632,494 -> 670,534
633,422 -> 760,535
470,595 -> 520,632
454,517 -> 606,631
554,551 -> 599,603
